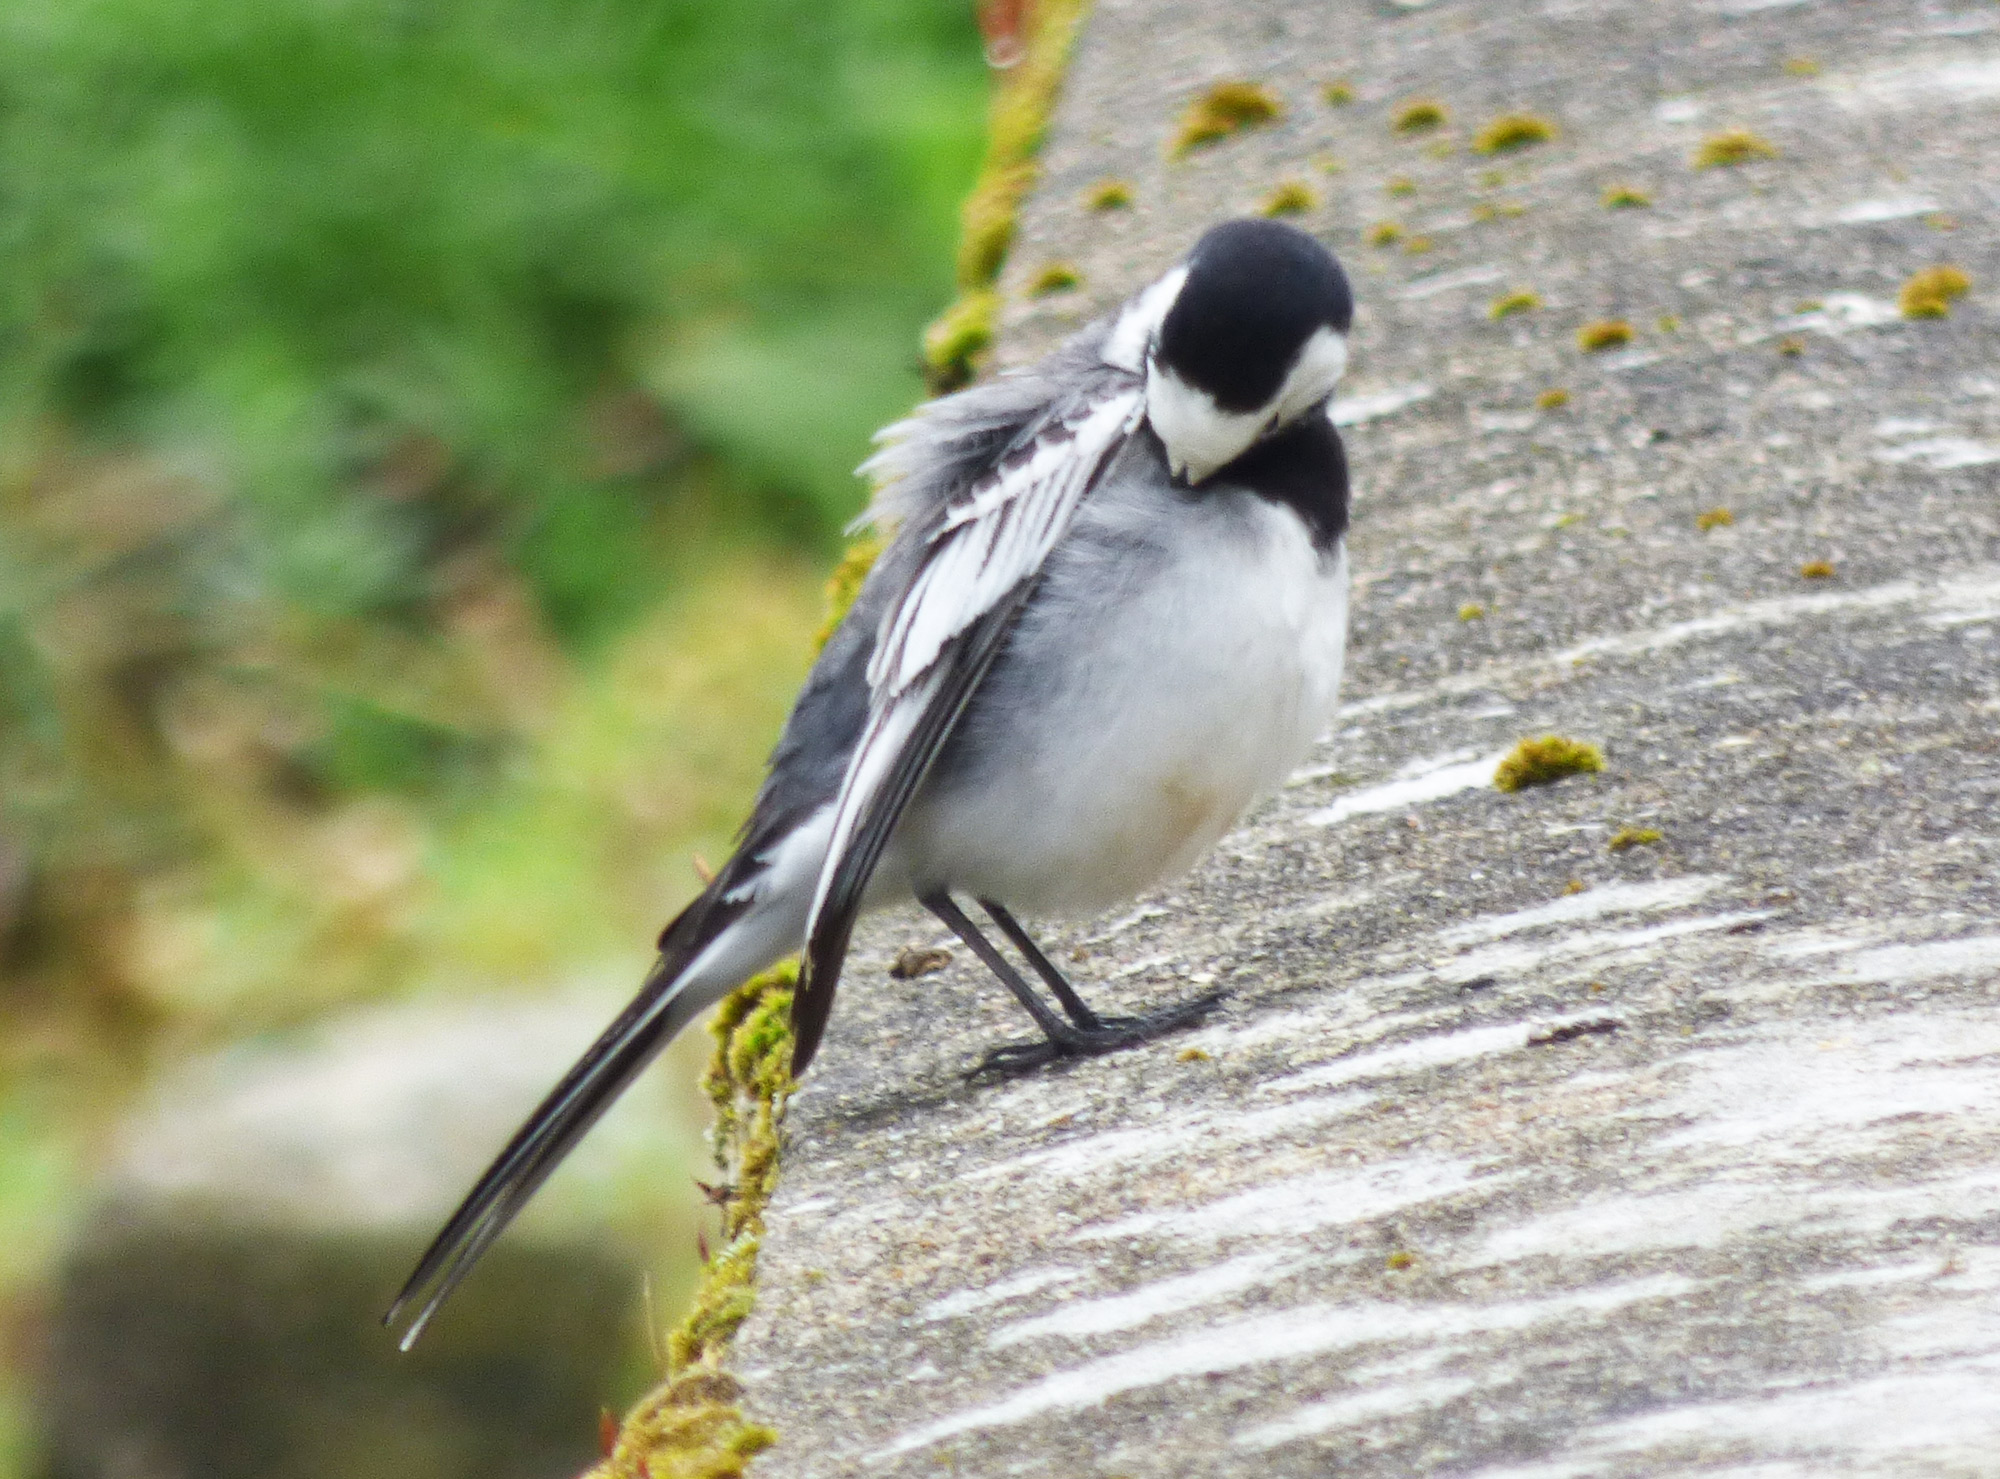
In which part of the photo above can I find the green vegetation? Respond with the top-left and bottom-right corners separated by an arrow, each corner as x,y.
1607,826 -> 1662,851
1490,290 -> 1542,320
1261,182 -> 1319,218
1494,736 -> 1605,792
1473,114 -> 1557,153
1029,262 -> 1083,296
1602,184 -> 1653,209
1694,129 -> 1778,168
1393,99 -> 1448,133
1899,265 -> 1972,319
1577,319 -> 1635,352
1171,81 -> 1283,157
1086,179 -> 1135,211
0,0 -> 990,1464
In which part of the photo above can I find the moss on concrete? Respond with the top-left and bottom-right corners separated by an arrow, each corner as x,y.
1899,265 -> 1971,319
1170,81 -> 1282,157
1494,736 -> 1605,792
590,966 -> 795,1479
1473,113 -> 1556,154
1694,129 -> 1777,168
923,0 -> 1092,392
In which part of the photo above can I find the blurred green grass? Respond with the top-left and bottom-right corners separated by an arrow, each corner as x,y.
0,0 -> 989,1466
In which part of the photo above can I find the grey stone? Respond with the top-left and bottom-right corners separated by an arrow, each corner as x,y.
730,0 -> 2000,1472
47,992 -> 708,1479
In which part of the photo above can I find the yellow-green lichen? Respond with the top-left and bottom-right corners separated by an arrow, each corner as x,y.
1536,387 -> 1570,410
591,967 -> 797,1479
922,290 -> 999,390
1899,264 -> 1971,319
1473,113 -> 1556,154
1262,180 -> 1318,217
1800,559 -> 1836,580
1776,335 -> 1805,357
1458,603 -> 1486,621
1602,184 -> 1652,209
1694,129 -> 1778,169
1367,220 -> 1404,247
1576,319 -> 1634,352
922,0 -> 1090,392
1607,825 -> 1663,852
1494,735 -> 1605,792
1490,289 -> 1541,320
1404,234 -> 1435,255
1393,98 -> 1448,133
1784,56 -> 1821,77
1695,507 -> 1734,532
1029,261 -> 1082,296
1085,178 -> 1133,211
1171,81 -> 1282,157
812,534 -> 883,651
1470,202 -> 1499,223
1322,80 -> 1356,107
1386,175 -> 1417,197
1657,314 -> 1681,332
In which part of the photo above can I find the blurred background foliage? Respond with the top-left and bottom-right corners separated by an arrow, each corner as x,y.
0,0 -> 988,1465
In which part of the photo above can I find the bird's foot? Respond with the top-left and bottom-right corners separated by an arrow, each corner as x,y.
966,990 -> 1225,1079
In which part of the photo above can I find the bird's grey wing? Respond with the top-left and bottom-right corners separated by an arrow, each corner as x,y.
788,380 -> 1146,1073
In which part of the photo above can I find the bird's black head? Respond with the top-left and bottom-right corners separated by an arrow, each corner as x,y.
1142,219 -> 1353,483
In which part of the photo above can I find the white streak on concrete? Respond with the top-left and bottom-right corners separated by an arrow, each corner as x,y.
872,1275 -> 1693,1459
923,1266 -> 1087,1322
1399,264 -> 1505,301
962,1089 -> 1375,1185
1333,383 -> 1434,426
1264,1023 -> 1530,1096
1872,436 -> 2000,470
1074,1157 -> 1488,1244
1233,1376 -> 1479,1450
1305,751 -> 1508,826
1808,935 -> 2000,986
1835,197 -> 1940,224
988,1251 -> 1295,1348
1435,876 -> 1730,947
1434,912 -> 1770,986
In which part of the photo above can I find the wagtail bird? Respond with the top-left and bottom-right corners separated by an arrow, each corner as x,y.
389,217 -> 1355,1346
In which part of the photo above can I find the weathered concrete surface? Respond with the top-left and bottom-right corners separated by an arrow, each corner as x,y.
733,0 -> 2000,1472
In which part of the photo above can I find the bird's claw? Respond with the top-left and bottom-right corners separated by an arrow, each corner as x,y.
965,989 -> 1226,1079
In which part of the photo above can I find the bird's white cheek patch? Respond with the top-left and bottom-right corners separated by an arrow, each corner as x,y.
1145,364 -> 1265,484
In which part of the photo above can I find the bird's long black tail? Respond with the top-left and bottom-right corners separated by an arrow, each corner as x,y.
384,885 -> 754,1349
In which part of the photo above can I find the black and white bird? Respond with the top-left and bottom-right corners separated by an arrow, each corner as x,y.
388,217 -> 1355,1346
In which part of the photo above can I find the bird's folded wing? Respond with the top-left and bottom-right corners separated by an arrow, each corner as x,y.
789,384 -> 1145,1072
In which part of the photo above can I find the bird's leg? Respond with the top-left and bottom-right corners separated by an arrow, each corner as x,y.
976,898 -> 1102,1029
979,897 -> 1223,1045
921,893 -> 1225,1077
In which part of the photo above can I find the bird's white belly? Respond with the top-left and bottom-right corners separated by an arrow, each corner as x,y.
897,499 -> 1348,916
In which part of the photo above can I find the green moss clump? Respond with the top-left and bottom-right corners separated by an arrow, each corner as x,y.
1800,560 -> 1835,580
1694,129 -> 1777,168
812,535 -> 882,652
1367,221 -> 1404,247
1386,175 -> 1417,197
922,289 -> 999,392
1323,80 -> 1356,107
1784,56 -> 1821,77
1171,81 -> 1283,157
1602,184 -> 1652,209
1494,736 -> 1605,792
1576,319 -> 1634,352
1262,181 -> 1318,217
1474,113 -> 1557,154
1029,262 -> 1082,296
1393,98 -> 1448,133
1536,387 -> 1570,410
1695,507 -> 1734,532
1899,265 -> 1971,319
1404,235 -> 1435,255
1490,290 -> 1541,320
594,967 -> 796,1479
1607,826 -> 1662,852
921,0 -> 1089,393
1085,178 -> 1134,211
1458,603 -> 1486,621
